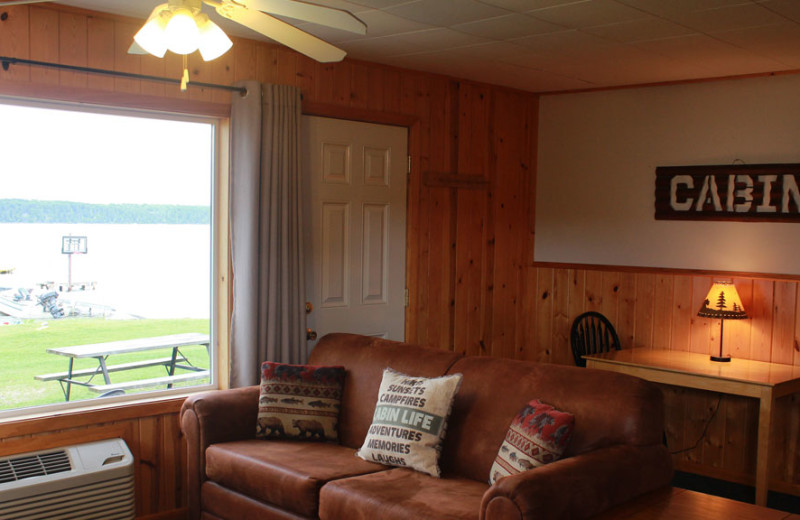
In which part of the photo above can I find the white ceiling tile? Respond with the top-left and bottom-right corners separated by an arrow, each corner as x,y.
513,29 -> 618,54
451,13 -> 566,39
668,3 -> 787,34
347,0 -> 419,8
474,0 -> 589,11
355,9 -> 434,37
582,17 -> 695,43
432,41 -> 538,60
634,34 -> 787,76
527,0 -> 650,28
760,0 -> 800,23
385,0 -> 509,26
391,28 -> 492,51
614,0 -> 753,18
713,22 -> 800,67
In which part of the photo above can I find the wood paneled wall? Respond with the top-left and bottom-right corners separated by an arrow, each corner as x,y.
0,4 -> 798,516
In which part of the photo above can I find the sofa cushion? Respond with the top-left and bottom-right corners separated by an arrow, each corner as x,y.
307,333 -> 463,449
440,355 -> 666,482
319,468 -> 488,520
488,399 -> 575,484
256,362 -> 344,442
201,481 -> 308,520
356,368 -> 462,477
205,439 -> 385,518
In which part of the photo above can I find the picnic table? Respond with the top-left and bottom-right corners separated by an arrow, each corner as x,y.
35,332 -> 211,401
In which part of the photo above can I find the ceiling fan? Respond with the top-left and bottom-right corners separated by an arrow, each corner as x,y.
0,0 -> 367,63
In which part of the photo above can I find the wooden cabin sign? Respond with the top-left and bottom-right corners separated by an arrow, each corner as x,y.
655,164 -> 800,222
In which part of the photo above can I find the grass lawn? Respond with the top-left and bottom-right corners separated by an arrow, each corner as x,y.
0,317 -> 210,411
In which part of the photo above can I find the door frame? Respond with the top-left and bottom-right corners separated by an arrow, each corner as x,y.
302,102 -> 419,341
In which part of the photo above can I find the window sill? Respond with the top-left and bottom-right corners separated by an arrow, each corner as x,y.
0,386 -> 216,439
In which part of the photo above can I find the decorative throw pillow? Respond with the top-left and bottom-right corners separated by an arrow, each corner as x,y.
489,399 -> 575,485
356,368 -> 462,478
256,362 -> 345,442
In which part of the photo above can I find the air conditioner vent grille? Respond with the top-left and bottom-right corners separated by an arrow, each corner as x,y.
0,451 -> 71,484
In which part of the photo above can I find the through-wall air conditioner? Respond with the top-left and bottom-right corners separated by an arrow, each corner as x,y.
0,438 -> 134,520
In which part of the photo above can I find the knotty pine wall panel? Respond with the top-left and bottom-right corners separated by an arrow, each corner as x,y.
1,2 -> 799,510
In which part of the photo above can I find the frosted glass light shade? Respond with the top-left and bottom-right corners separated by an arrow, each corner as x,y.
165,7 -> 200,55
197,15 -> 232,61
133,3 -> 170,58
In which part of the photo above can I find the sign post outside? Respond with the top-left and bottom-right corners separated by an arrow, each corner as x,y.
62,236 -> 87,291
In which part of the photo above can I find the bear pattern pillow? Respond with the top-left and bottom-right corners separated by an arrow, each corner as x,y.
489,399 -> 575,485
356,368 -> 462,477
256,362 -> 345,442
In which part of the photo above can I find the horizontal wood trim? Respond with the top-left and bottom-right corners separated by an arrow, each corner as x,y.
532,261 -> 800,282
0,396 -> 186,438
0,79 -> 231,118
539,68 -> 800,97
423,171 -> 488,189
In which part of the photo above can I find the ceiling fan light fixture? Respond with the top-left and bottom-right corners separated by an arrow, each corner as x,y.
196,13 -> 233,61
165,6 -> 200,55
133,3 -> 170,58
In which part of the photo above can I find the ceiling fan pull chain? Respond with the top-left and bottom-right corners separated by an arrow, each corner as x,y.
180,55 -> 189,92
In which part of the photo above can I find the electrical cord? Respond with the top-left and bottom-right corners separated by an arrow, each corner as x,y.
669,394 -> 724,455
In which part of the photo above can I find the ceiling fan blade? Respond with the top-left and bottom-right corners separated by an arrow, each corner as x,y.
240,0 -> 366,35
217,4 -> 346,63
128,41 -> 148,55
0,0 -> 51,5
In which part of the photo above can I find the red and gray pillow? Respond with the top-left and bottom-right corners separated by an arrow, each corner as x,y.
489,399 -> 575,485
256,361 -> 345,442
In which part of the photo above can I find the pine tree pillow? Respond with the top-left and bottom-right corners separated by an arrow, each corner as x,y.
489,399 -> 575,485
256,361 -> 345,442
356,368 -> 463,477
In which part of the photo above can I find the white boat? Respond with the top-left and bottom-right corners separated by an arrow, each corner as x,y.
0,285 -> 129,320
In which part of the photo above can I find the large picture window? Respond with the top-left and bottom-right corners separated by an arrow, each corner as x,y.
0,98 -> 221,414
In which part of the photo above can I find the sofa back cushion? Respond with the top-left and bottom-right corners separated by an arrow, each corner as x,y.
308,333 -> 463,450
440,356 -> 665,482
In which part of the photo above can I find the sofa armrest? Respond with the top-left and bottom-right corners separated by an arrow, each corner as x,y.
480,444 -> 673,520
180,386 -> 260,520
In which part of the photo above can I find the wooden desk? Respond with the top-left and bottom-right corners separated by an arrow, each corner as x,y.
593,487 -> 795,519
36,332 -> 211,401
584,348 -> 800,507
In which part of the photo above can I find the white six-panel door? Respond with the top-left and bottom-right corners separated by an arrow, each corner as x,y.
302,116 -> 408,346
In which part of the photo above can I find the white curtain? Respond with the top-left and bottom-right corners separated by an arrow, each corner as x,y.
229,81 -> 306,387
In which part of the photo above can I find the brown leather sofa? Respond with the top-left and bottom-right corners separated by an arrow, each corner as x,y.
181,333 -> 673,520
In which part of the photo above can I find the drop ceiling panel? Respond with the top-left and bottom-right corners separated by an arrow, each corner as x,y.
385,0 -> 509,26
527,0 -> 651,29
667,3 -> 787,33
451,14 -> 565,39
581,18 -> 695,43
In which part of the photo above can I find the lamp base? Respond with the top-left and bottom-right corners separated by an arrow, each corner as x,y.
710,355 -> 731,362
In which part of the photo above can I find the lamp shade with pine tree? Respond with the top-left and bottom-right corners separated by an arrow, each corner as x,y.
697,281 -> 747,362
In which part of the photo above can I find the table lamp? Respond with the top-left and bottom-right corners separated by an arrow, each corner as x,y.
697,281 -> 747,362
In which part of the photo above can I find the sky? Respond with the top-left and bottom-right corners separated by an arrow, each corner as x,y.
0,101 -> 213,206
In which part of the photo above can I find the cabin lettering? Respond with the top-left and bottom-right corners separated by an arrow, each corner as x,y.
655,164 -> 800,222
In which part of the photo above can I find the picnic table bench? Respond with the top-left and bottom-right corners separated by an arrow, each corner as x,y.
35,332 -> 211,401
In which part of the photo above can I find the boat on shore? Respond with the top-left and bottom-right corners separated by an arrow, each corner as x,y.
0,276 -> 135,321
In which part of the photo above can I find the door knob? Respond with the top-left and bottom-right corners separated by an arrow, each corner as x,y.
306,328 -> 318,341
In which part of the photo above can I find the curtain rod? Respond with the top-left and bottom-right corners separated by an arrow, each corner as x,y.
0,56 -> 247,94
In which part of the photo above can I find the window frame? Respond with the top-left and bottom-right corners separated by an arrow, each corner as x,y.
0,94 -> 229,419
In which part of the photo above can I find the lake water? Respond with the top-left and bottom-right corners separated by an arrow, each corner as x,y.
0,223 -> 210,319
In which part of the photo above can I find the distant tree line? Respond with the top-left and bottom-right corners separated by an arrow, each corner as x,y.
0,199 -> 210,224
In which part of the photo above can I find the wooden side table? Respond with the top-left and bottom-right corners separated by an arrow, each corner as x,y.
584,348 -> 800,506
